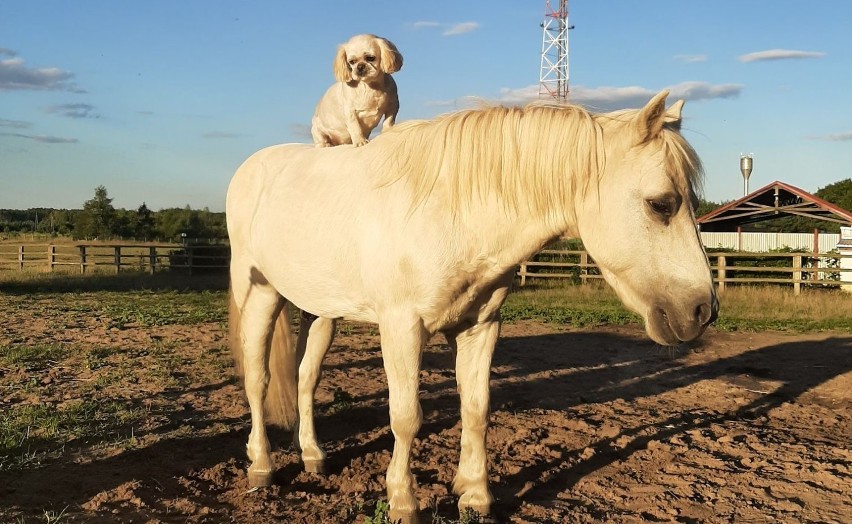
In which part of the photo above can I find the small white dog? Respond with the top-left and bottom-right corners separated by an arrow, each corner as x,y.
311,34 -> 403,147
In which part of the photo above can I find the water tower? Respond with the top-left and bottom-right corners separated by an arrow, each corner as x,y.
740,153 -> 753,196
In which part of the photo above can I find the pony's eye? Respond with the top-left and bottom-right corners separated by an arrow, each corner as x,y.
365,55 -> 375,62
647,199 -> 674,217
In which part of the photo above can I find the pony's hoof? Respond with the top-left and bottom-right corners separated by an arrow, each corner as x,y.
388,509 -> 420,524
247,467 -> 274,488
303,459 -> 325,474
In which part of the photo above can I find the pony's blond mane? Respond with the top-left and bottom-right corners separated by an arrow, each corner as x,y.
372,102 -> 703,218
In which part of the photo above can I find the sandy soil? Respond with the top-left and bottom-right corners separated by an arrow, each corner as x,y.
0,296 -> 850,523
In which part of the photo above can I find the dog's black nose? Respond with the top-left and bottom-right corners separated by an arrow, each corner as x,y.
356,63 -> 366,74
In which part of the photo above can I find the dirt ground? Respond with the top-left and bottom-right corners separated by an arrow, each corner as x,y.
1,295 -> 850,523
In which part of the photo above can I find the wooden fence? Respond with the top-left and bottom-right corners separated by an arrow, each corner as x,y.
0,244 -> 228,275
2,244 -> 850,294
519,249 -> 852,294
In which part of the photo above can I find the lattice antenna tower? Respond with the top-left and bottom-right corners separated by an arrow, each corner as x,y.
539,0 -> 573,103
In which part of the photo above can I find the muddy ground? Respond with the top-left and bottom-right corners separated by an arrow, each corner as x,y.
0,292 -> 850,523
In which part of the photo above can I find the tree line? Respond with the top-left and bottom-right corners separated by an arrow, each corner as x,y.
3,179 -> 851,242
0,186 -> 226,242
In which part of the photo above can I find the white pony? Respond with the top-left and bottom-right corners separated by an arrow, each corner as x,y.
227,91 -> 718,523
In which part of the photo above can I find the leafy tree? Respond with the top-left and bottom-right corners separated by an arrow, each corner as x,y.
135,202 -> 155,240
75,185 -> 116,239
815,178 -> 852,214
695,198 -> 725,218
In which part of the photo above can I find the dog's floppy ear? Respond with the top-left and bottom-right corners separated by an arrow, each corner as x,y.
333,44 -> 351,82
378,38 -> 403,74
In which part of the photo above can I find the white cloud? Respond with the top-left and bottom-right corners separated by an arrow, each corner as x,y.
738,49 -> 826,62
0,48 -> 81,91
202,131 -> 244,139
481,81 -> 743,111
443,22 -> 479,36
46,103 -> 99,119
807,131 -> 852,142
0,118 -> 31,129
565,81 -> 741,110
496,85 -> 541,105
288,123 -> 312,141
0,131 -> 78,143
411,21 -> 479,36
412,21 -> 441,29
674,54 -> 707,63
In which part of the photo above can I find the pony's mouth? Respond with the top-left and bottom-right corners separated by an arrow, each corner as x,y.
647,306 -> 709,346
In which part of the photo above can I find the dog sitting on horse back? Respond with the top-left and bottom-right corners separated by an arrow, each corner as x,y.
311,34 -> 403,147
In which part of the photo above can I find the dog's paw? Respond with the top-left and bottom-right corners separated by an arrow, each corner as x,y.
353,138 -> 369,147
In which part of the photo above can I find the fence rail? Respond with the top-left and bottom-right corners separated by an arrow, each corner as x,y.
2,244 -> 851,294
518,249 -> 852,294
0,244 -> 228,274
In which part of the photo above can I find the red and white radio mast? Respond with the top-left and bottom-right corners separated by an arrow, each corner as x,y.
539,0 -> 573,103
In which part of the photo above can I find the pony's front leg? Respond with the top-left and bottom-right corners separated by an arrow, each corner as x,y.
380,313 -> 427,524
294,311 -> 336,473
447,318 -> 500,516
240,288 -> 284,487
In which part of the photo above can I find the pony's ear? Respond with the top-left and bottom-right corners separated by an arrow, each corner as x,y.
663,99 -> 685,131
633,90 -> 670,143
378,38 -> 403,74
333,45 -> 351,82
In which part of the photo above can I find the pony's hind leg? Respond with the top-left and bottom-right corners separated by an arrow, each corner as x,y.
294,311 -> 336,473
380,312 -> 428,524
446,317 -> 501,517
235,281 -> 285,487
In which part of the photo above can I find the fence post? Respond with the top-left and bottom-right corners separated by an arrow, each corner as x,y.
519,262 -> 527,287
580,251 -> 589,285
48,245 -> 56,271
149,247 -> 157,275
79,245 -> 87,274
18,245 -> 24,270
717,255 -> 726,292
187,245 -> 194,276
114,246 -> 122,273
793,255 -> 802,295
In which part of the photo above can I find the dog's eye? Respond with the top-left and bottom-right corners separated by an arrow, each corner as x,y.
365,55 -> 375,62
348,59 -> 356,65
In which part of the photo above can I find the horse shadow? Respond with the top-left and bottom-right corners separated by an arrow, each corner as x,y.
1,329 -> 849,521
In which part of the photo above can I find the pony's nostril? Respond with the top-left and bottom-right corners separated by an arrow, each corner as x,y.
695,302 -> 716,326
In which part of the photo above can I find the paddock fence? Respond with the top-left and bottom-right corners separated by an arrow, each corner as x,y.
0,244 -> 228,275
1,243 -> 851,294
519,249 -> 852,294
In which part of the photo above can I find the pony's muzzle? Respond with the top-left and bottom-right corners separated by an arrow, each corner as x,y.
649,292 -> 718,345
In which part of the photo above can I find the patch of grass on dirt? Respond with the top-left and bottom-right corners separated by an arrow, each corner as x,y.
361,500 -> 482,524
0,398 -> 146,471
503,284 -> 640,327
97,290 -> 227,328
0,343 -> 68,371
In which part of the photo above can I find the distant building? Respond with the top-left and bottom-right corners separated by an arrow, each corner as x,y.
698,180 -> 852,253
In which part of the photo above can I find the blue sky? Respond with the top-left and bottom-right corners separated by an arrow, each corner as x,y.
2,1 -> 850,212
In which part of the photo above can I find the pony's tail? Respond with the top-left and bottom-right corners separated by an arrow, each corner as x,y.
229,286 -> 298,429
